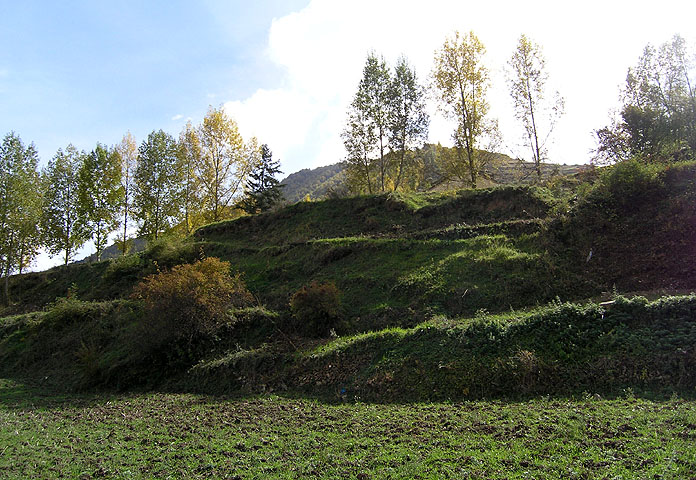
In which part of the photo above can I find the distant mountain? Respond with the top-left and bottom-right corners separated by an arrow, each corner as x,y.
280,163 -> 347,203
280,145 -> 585,202
77,237 -> 148,263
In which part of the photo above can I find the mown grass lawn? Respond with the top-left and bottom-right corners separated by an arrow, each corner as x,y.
1,379 -> 694,479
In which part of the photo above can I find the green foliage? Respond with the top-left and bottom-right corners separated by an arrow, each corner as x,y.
177,122 -> 205,234
290,281 -> 342,337
592,159 -> 664,210
595,35 -> 696,163
42,144 -> 89,265
133,130 -> 185,240
141,235 -> 200,270
342,53 -> 429,194
102,253 -> 146,284
130,257 -> 254,360
239,143 -> 284,214
78,143 -> 123,262
0,132 -> 43,297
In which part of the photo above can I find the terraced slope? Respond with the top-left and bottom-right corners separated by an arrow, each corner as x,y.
192,186 -> 582,330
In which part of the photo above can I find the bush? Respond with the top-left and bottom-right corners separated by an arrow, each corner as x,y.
289,281 -> 341,337
597,159 -> 664,209
142,235 -> 200,269
130,258 -> 254,357
103,254 -> 145,282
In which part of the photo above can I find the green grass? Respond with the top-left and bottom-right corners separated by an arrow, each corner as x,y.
1,379 -> 694,479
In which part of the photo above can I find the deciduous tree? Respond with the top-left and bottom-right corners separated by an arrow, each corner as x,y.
432,31 -> 494,188
198,106 -> 250,221
389,56 -> 429,191
116,132 -> 137,254
0,132 -> 43,304
178,122 -> 204,234
507,34 -> 564,181
133,130 -> 184,241
342,97 -> 377,194
595,34 -> 695,163
342,53 -> 392,193
42,145 -> 88,265
78,144 -> 123,262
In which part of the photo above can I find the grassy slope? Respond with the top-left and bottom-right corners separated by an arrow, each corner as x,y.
1,161 -> 695,399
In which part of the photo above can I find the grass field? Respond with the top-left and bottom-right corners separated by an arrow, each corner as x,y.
1,379 -> 695,479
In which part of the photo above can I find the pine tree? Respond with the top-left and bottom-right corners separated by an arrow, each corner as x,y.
240,144 -> 284,214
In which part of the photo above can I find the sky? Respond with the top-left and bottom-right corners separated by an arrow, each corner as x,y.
1,0 -> 695,269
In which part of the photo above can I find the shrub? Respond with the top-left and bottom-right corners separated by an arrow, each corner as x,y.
103,254 -> 145,282
596,159 -> 664,209
289,281 -> 341,337
130,257 -> 253,357
142,235 -> 200,269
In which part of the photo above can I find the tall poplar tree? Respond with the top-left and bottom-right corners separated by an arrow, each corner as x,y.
133,130 -> 184,241
343,53 -> 392,193
78,144 -> 123,262
178,121 -> 204,233
342,94 -> 377,194
116,132 -> 138,254
432,31 -> 492,188
507,34 -> 564,181
0,132 -> 43,304
198,106 -> 250,221
42,145 -> 88,265
389,56 -> 429,191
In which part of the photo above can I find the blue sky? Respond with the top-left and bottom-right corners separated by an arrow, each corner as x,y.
2,0 -> 695,176
2,0 -> 695,270
0,1 -> 308,166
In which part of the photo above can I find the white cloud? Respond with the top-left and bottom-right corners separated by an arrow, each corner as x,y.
171,114 -> 184,121
227,0 -> 696,174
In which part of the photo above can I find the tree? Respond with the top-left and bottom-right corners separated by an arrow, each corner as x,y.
342,53 -> 392,193
342,96 -> 377,194
116,132 -> 138,255
0,132 -> 43,304
133,130 -> 184,241
595,34 -> 695,163
507,34 -> 564,181
198,106 -> 250,221
78,144 -> 123,262
42,145 -> 88,265
178,121 -> 204,234
389,56 -> 429,191
240,143 -> 284,214
360,53 -> 392,192
432,31 -> 494,188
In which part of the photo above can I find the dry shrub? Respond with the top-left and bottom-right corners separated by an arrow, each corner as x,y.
290,281 -> 341,337
131,257 -> 253,353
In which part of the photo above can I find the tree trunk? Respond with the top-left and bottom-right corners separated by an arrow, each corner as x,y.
3,259 -> 10,306
2,275 -> 8,307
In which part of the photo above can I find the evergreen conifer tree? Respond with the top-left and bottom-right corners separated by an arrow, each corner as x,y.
240,144 -> 284,214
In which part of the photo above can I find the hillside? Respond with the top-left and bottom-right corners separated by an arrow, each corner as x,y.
279,144 -> 585,202
1,161 -> 695,400
281,163 -> 347,203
